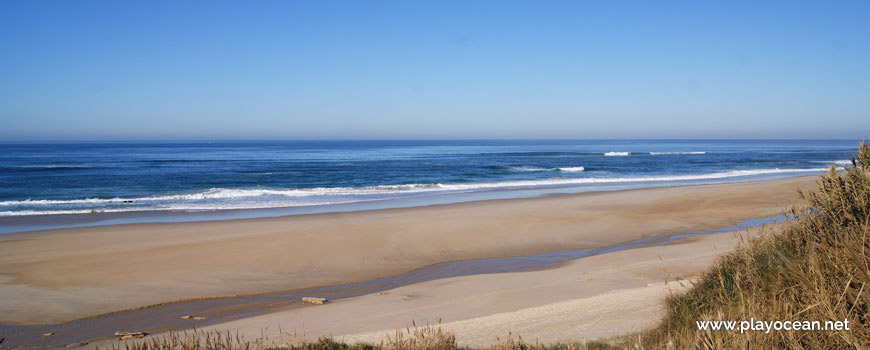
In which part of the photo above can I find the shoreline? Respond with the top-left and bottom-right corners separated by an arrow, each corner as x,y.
0,176 -> 819,347
4,213 -> 785,321
0,176 -> 816,324
0,173 -> 825,235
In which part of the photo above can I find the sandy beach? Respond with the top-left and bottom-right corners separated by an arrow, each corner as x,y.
0,176 -> 815,326
190,225 -> 770,348
4,3 -> 865,347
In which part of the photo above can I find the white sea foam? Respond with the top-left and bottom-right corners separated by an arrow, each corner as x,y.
811,160 -> 851,165
650,151 -> 706,155
9,164 -> 94,169
0,167 -> 830,217
509,166 -> 585,172
0,210 -> 114,216
0,200 -> 355,216
0,185 -> 442,206
604,152 -> 630,156
510,166 -> 555,172
432,167 -> 829,191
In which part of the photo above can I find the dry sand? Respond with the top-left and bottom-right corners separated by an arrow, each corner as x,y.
107,226 -> 771,349
0,176 -> 816,324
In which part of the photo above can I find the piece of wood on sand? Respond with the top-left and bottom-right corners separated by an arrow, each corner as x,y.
301,297 -> 328,305
114,331 -> 147,340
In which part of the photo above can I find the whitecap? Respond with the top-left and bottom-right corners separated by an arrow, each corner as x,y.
509,166 -> 555,172
811,160 -> 851,165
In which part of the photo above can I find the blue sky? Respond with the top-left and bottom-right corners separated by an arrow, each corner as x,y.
1,1 -> 868,140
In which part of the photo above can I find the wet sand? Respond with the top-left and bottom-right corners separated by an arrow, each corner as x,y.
0,177 -> 815,328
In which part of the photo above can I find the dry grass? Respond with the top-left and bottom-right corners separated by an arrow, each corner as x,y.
107,323 -> 616,350
109,328 -> 375,350
636,143 -> 870,349
107,323 -> 457,350
491,333 -> 615,350
378,321 -> 458,350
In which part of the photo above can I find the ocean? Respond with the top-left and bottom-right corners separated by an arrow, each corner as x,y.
0,139 -> 857,232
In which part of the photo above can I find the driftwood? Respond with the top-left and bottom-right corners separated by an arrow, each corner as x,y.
181,315 -> 207,320
115,331 -> 147,340
301,297 -> 328,305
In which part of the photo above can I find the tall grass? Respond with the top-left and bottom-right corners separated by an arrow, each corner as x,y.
108,323 -> 615,350
108,329 -> 374,350
637,143 -> 869,349
108,324 -> 460,350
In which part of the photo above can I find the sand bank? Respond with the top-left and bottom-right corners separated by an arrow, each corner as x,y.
0,176 -> 815,324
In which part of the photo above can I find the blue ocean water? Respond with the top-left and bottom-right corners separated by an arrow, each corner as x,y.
0,140 -> 857,220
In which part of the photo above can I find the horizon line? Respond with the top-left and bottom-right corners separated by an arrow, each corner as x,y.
0,137 -> 866,144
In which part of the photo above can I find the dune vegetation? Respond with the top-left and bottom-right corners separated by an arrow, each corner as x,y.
110,144 -> 869,349
638,142 -> 869,349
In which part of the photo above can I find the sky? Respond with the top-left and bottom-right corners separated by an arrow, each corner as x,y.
0,1 -> 868,140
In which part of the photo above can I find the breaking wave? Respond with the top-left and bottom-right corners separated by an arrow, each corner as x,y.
509,166 -> 585,172
0,167 -> 829,216
811,160 -> 851,165
509,166 -> 555,172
